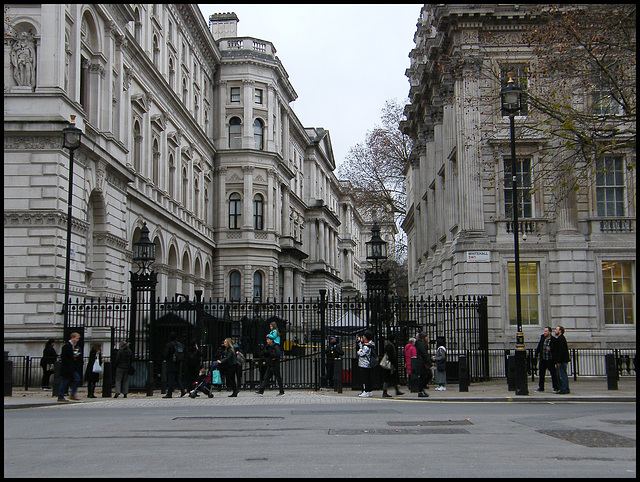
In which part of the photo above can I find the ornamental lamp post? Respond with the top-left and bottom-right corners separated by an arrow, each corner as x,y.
365,218 -> 388,273
130,222 -> 157,359
365,214 -> 389,355
500,72 -> 528,396
132,222 -> 156,274
61,115 -> 83,331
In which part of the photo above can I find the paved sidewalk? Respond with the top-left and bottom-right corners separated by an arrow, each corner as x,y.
4,377 -> 635,409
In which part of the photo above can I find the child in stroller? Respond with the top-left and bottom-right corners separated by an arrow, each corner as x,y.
189,362 -> 220,398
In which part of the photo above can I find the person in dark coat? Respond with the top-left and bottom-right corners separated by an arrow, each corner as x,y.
58,332 -> 82,402
114,341 -> 133,398
217,337 -> 239,397
381,334 -> 404,398
84,343 -> 103,398
40,339 -> 57,390
255,336 -> 284,396
414,332 -> 432,397
185,340 -> 202,391
326,335 -> 344,387
534,327 -> 558,392
553,326 -> 571,394
163,332 -> 186,398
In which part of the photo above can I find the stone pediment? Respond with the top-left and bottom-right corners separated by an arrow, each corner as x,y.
131,93 -> 149,113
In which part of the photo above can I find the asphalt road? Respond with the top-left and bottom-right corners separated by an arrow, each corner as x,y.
4,400 -> 636,478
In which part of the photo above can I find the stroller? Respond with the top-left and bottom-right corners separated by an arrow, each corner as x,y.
189,362 -> 220,398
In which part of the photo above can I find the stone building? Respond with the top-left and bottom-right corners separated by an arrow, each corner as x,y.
3,5 -> 369,357
401,5 -> 636,348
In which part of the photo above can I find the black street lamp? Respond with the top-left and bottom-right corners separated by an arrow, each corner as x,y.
365,215 -> 390,354
130,222 -> 157,355
61,115 -> 83,331
365,218 -> 388,273
501,72 -> 528,396
132,222 -> 156,274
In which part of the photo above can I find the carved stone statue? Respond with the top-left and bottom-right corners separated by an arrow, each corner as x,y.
11,31 -> 36,88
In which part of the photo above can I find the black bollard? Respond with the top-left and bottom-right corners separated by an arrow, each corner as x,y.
458,355 -> 469,392
161,360 -> 167,394
334,358 -> 343,393
605,353 -> 618,390
102,361 -> 112,397
146,361 -> 154,396
52,360 -> 62,397
507,355 -> 516,391
4,351 -> 12,397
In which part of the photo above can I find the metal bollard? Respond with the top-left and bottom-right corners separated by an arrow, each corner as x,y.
146,361 -> 154,396
506,355 -> 516,391
4,352 -> 12,397
52,360 -> 62,397
334,358 -> 343,393
458,355 -> 469,392
605,353 -> 618,390
102,361 -> 112,397
161,360 -> 167,394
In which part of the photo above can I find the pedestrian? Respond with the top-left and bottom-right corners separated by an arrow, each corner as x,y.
255,336 -> 285,396
414,332 -> 432,397
40,339 -> 57,390
217,337 -> 239,397
84,343 -> 103,398
114,341 -> 133,398
404,337 -> 417,391
356,330 -> 376,398
58,332 -> 82,402
554,326 -> 571,394
432,337 -> 447,391
185,340 -> 202,391
233,341 -> 245,389
381,334 -> 404,398
267,321 -> 281,345
163,332 -> 187,398
534,326 -> 558,392
326,335 -> 344,387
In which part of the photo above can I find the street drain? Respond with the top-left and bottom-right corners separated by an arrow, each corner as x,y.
329,428 -> 469,435
388,420 -> 473,427
172,416 -> 284,420
537,429 -> 636,448
601,420 -> 636,425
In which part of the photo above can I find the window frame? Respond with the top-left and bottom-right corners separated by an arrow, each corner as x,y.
229,117 -> 242,149
595,156 -> 625,217
229,270 -> 241,301
229,192 -> 242,229
508,261 -> 540,326
230,87 -> 240,103
253,271 -> 263,302
254,194 -> 264,230
601,260 -> 635,325
504,157 -> 533,219
253,118 -> 264,150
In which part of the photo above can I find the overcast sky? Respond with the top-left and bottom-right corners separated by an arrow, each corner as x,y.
198,4 -> 422,167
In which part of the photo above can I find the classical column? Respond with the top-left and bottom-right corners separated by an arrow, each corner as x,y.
242,79 -> 254,148
281,185 -> 291,237
283,267 -> 294,301
267,169 -> 276,232
242,166 -> 254,229
318,220 -> 325,262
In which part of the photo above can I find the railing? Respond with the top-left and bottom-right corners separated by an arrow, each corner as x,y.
7,348 -> 634,391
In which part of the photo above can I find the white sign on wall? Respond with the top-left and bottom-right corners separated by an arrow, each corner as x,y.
466,250 -> 490,262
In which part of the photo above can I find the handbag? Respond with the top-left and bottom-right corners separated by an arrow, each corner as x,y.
379,353 -> 392,370
92,357 -> 103,374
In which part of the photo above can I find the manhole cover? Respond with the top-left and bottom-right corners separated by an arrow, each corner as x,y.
537,429 -> 636,448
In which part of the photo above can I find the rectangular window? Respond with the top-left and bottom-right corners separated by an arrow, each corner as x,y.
596,156 -> 625,217
255,88 -> 263,104
500,64 -> 529,115
230,87 -> 240,103
592,88 -> 621,115
602,261 -> 635,324
508,262 -> 539,325
504,158 -> 533,219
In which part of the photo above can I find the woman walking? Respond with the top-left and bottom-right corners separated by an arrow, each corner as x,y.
84,343 -> 103,398
216,338 -> 238,397
381,334 -> 404,398
433,337 -> 447,391
40,339 -> 57,390
114,341 -> 133,398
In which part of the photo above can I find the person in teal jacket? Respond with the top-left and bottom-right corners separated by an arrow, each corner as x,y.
267,321 -> 281,345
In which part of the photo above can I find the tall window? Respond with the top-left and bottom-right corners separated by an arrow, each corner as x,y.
230,87 -> 240,103
500,64 -> 529,115
254,194 -> 264,230
255,88 -> 263,104
602,261 -> 635,324
253,272 -> 263,301
229,193 -> 241,229
508,262 -> 539,325
596,156 -> 625,217
254,119 -> 264,150
229,117 -> 242,148
504,158 -> 533,218
133,121 -> 142,173
230,271 -> 241,301
152,139 -> 160,186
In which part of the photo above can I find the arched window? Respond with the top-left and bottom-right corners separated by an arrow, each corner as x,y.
134,8 -> 142,44
169,57 -> 175,91
254,194 -> 264,230
229,117 -> 242,149
152,139 -> 160,186
253,272 -> 263,301
254,118 -> 264,150
133,121 -> 142,173
182,167 -> 188,208
168,154 -> 175,197
230,271 -> 241,301
229,193 -> 241,229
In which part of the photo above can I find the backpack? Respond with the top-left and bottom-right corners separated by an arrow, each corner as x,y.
368,343 -> 379,368
172,341 -> 185,363
235,349 -> 246,366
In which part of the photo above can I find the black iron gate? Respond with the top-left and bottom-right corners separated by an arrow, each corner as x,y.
66,293 -> 489,389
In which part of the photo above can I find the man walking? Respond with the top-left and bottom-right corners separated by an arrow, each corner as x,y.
554,326 -> 571,394
534,327 -> 558,392
326,335 -> 344,387
414,332 -> 432,397
255,336 -> 285,396
163,332 -> 187,398
58,332 -> 82,402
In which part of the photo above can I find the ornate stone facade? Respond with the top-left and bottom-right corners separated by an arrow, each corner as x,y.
402,5 -> 636,349
4,5 -> 368,357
